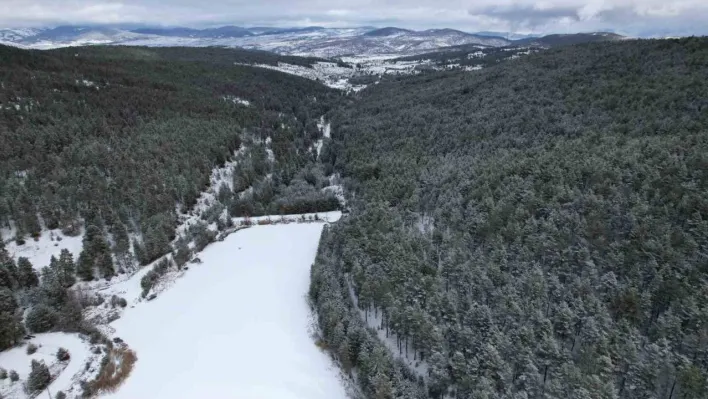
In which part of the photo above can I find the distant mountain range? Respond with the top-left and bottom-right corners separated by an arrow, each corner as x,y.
0,25 -> 626,58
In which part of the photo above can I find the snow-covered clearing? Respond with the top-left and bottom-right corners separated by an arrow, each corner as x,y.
241,62 -> 367,92
0,333 -> 96,399
106,222 -> 347,399
2,227 -> 84,271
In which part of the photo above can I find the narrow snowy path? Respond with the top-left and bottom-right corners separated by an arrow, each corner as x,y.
106,223 -> 347,399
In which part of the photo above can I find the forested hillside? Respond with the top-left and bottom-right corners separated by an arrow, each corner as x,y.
0,44 -> 341,352
310,37 -> 708,398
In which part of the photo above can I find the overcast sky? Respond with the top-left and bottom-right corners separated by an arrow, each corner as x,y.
1,0 -> 707,37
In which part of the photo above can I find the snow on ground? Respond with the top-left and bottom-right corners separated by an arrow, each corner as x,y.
3,227 -> 84,271
318,116 -> 331,139
105,223 -> 347,399
239,56 -> 490,93
175,147 -> 243,237
464,65 -> 483,71
76,79 -> 98,89
0,333 -> 95,399
347,278 -> 430,380
314,116 -> 331,158
222,95 -> 250,106
241,62 -> 367,92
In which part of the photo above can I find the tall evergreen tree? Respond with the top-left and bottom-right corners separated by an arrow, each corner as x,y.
0,288 -> 24,350
17,257 -> 38,288
57,249 -> 75,287
27,360 -> 50,393
76,250 -> 94,282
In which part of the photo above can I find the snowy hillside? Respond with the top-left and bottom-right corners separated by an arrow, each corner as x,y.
0,25 -> 509,58
105,223 -> 347,399
0,333 -> 99,399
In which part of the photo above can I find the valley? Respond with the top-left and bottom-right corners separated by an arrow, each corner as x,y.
106,221 -> 347,399
0,23 -> 706,399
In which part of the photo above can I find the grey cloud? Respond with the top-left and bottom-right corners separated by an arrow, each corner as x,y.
470,5 -> 581,29
0,0 -> 707,37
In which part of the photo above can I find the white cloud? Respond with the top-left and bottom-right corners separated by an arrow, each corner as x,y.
0,0 -> 706,36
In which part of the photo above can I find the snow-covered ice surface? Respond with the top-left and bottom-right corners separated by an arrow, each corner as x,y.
105,222 -> 346,399
0,333 -> 94,399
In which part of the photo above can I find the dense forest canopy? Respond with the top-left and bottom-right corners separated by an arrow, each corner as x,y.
310,37 -> 708,399
0,44 -> 338,247
0,35 -> 707,399
0,44 -> 342,358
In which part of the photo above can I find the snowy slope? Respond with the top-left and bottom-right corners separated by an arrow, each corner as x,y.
105,223 -> 347,399
0,333 -> 95,399
0,25 -> 510,58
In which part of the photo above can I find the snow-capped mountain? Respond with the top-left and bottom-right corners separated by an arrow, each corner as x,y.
0,25 -> 510,57
0,28 -> 45,42
11,26 -> 148,49
0,25 -> 625,58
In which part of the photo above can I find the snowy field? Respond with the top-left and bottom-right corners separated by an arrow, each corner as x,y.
0,333 -> 95,398
1,226 -> 84,271
105,223 -> 347,399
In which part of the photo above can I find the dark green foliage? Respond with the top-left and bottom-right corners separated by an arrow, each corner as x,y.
57,249 -> 75,287
0,367 -> 6,379
189,222 -> 216,252
140,258 -> 173,297
16,257 -> 38,288
173,240 -> 191,269
140,216 -> 172,266
310,227 -> 428,399
0,287 -> 23,350
56,392 -> 67,399
0,287 -> 17,314
27,360 -> 50,393
110,295 -> 127,308
57,347 -> 70,361
25,304 -> 58,333
112,223 -> 131,255
26,342 -> 38,355
9,369 -> 18,382
0,241 -> 18,290
76,250 -> 94,282
0,44 -> 338,249
313,37 -> 708,398
76,225 -> 114,280
394,44 -> 545,70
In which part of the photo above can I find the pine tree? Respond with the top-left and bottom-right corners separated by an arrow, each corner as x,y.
76,250 -> 94,281
173,240 -> 191,268
57,249 -> 75,287
133,238 -> 146,265
97,250 -> 114,279
27,360 -> 50,393
25,304 -> 57,333
0,242 -> 18,289
77,225 -> 114,280
0,288 -> 24,351
112,223 -> 130,254
17,257 -> 38,288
